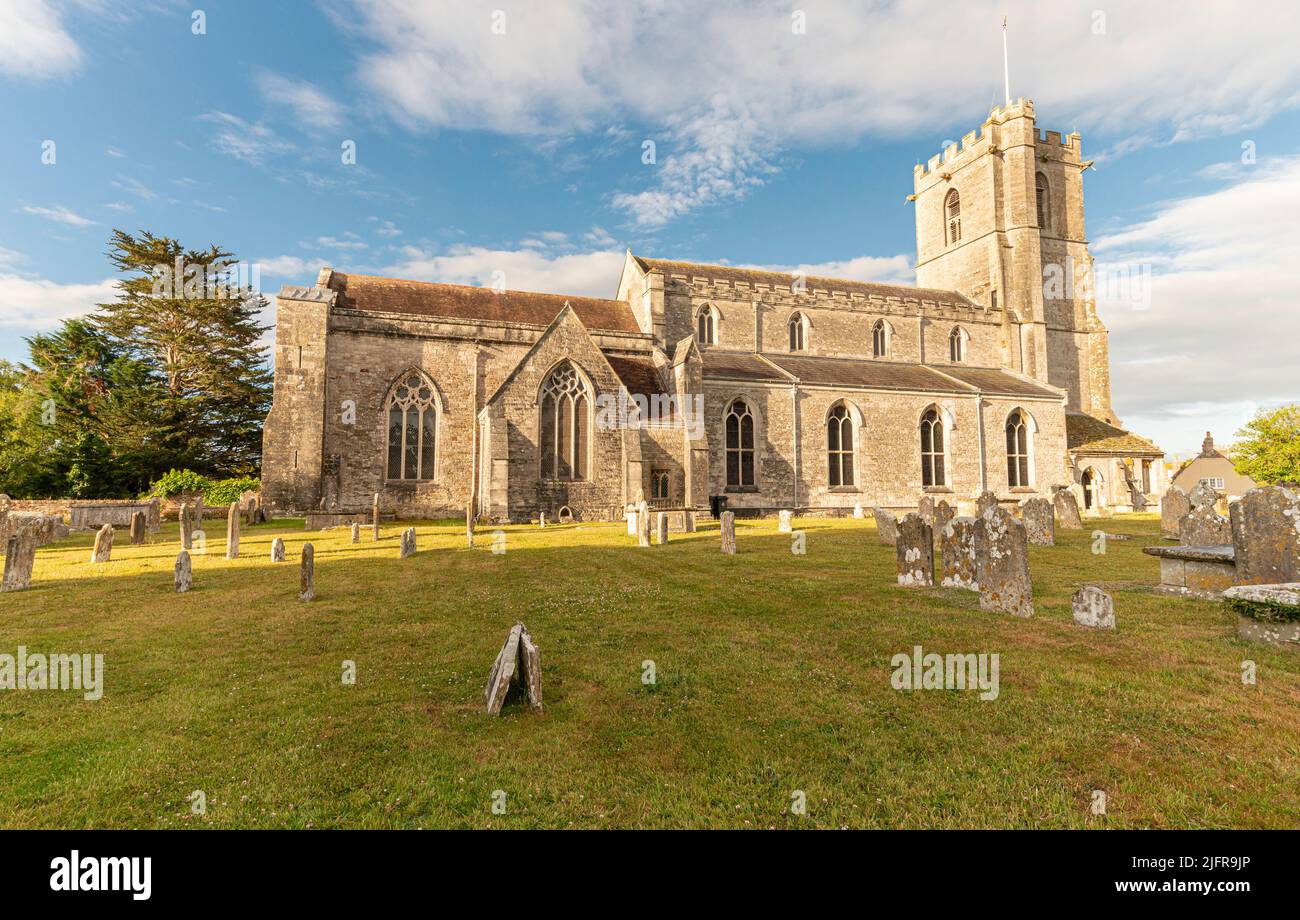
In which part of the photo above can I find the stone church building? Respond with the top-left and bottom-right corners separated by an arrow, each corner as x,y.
262,98 -> 1163,522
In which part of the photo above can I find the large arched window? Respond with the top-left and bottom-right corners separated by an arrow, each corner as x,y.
539,362 -> 591,481
725,399 -> 755,488
920,407 -> 946,488
872,319 -> 890,358
1035,172 -> 1050,232
945,189 -> 961,244
949,326 -> 967,363
827,403 -> 854,488
788,312 -> 807,351
697,305 -> 717,346
386,371 -> 438,481
1006,410 -> 1030,488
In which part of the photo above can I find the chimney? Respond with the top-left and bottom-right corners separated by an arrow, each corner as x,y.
1201,432 -> 1215,456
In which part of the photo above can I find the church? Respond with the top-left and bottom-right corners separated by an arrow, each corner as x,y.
261,98 -> 1164,523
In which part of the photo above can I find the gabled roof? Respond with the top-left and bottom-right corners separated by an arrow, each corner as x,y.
326,272 -> 641,333
932,366 -> 1063,399
1067,413 -> 1163,455
701,351 -> 792,383
603,354 -> 663,400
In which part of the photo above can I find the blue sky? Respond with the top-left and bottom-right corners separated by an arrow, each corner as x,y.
2,0 -> 1299,458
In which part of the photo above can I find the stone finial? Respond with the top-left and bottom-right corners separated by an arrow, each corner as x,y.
271,537 -> 286,562
1072,586 -> 1114,629
720,511 -> 736,555
91,523 -> 113,563
895,512 -> 934,587
975,507 -> 1034,618
174,549 -> 192,594
485,622 -> 543,715
300,543 -> 315,602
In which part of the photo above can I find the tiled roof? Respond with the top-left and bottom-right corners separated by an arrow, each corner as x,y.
636,257 -> 977,309
934,366 -> 1062,399
326,272 -> 641,334
701,351 -> 792,382
763,355 -> 974,393
603,354 -> 663,399
1067,413 -> 1163,455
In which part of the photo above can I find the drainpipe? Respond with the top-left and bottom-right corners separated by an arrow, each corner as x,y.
976,395 -> 988,495
791,383 -> 800,512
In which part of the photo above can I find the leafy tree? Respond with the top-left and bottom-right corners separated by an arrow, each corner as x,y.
1232,404 -> 1300,485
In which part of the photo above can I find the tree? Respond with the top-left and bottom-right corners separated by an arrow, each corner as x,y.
1232,404 -> 1300,485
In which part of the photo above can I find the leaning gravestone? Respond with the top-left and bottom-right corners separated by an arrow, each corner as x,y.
371,492 -> 381,541
720,511 -> 736,555
1179,505 -> 1231,546
271,537 -> 286,562
2,534 -> 35,592
91,523 -> 113,564
939,517 -> 978,591
300,543 -> 315,602
1230,486 -> 1300,585
399,528 -> 416,558
895,512 -> 934,587
655,512 -> 669,545
778,509 -> 793,533
225,502 -> 240,560
1072,585 -> 1114,629
180,502 -> 193,551
1053,486 -> 1084,530
976,490 -> 1000,519
1161,486 -> 1190,536
873,508 -> 898,546
1020,498 -> 1055,546
485,622 -> 543,715
350,522 -> 360,544
174,549 -> 192,594
975,507 -> 1034,618
917,495 -> 936,527
129,511 -> 146,546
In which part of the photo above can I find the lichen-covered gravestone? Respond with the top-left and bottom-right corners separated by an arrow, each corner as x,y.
778,509 -> 793,533
976,490 -> 1000,519
1072,585 -> 1114,629
485,622 -> 543,715
271,537 -> 286,562
174,549 -> 192,594
895,512 -> 934,587
873,508 -> 898,546
299,543 -> 315,602
975,507 -> 1034,618
655,512 -> 668,545
720,511 -> 736,555
2,534 -> 35,592
1053,486 -> 1084,530
1189,481 -> 1220,513
917,495 -> 936,527
637,501 -> 651,548
935,500 -> 954,535
147,497 -> 161,534
1161,486 -> 1190,537
91,523 -> 113,564
939,517 -> 978,591
1020,498 -> 1055,546
225,502 -> 240,560
129,511 -> 146,546
1179,505 -> 1231,546
179,502 -> 193,551
1229,486 -> 1300,585
350,523 -> 360,544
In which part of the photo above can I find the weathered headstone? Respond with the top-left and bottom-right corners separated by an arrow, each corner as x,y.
873,508 -> 898,546
271,537 -> 286,562
466,502 -> 475,548
300,543 -> 315,602
1179,505 -> 1231,546
1020,497 -> 1055,546
1230,486 -> 1300,585
400,527 -> 416,558
225,502 -> 240,560
626,509 -> 639,536
976,490 -> 1000,519
371,492 -> 380,541
935,500 -> 954,535
147,497 -> 161,534
938,516 -> 978,591
174,549 -> 192,593
129,511 -> 146,545
895,512 -> 934,587
778,509 -> 793,533
917,495 -> 936,527
720,511 -> 736,555
179,502 -> 193,550
1053,486 -> 1084,530
91,523 -> 113,563
655,512 -> 669,545
350,522 -> 360,544
1189,481 -> 1219,512
682,510 -> 696,533
485,622 -> 544,715
1161,486 -> 1190,536
637,501 -> 651,548
975,507 -> 1034,618
539,512 -> 547,528
194,495 -> 205,527
1072,585 -> 1114,629
2,534 -> 35,592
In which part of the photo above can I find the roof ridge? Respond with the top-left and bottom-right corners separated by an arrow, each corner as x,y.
330,271 -> 624,304
638,256 -> 972,302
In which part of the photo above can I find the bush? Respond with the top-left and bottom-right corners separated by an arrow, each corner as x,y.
144,468 -> 211,499
204,476 -> 261,506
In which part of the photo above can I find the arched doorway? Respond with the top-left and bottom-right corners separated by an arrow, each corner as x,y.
1082,468 -> 1096,510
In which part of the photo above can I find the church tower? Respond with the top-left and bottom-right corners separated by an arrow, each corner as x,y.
912,99 -> 1116,423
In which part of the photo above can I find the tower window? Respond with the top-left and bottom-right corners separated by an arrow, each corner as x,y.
788,312 -> 807,351
1036,172 -> 1050,232
872,319 -> 889,358
697,305 -> 716,345
949,326 -> 967,363
945,189 -> 961,245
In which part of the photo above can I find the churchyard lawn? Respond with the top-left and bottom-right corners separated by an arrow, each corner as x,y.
3,514 -> 1298,828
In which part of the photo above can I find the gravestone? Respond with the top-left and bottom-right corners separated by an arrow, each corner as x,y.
975,507 -> 1034,618
400,528 -> 416,558
935,500 -> 954,535
853,503 -> 864,519
1179,505 -> 1231,546
174,549 -> 192,594
626,509 -> 639,536
1020,498 -> 1055,546
350,522 -> 360,544
655,512 -> 668,545
917,495 -> 936,527
271,537 -> 286,562
180,502 -> 193,550
720,511 -> 736,555
225,502 -> 240,559
976,490 -> 1000,519
778,510 -> 793,533
873,508 -> 898,546
194,495 -> 205,527
1072,585 -> 1114,629
467,502 -> 475,548
895,512 -> 934,587
1053,486 -> 1084,530
91,523 -> 113,563
637,501 -> 651,548
300,543 -> 315,602
939,516 -> 978,591
129,511 -> 146,545
539,512 -> 546,528
1189,481 -> 1220,512
2,534 -> 35,592
485,622 -> 543,715
372,493 -> 380,541
1230,486 -> 1300,585
682,510 -> 696,533
1161,486 -> 1191,536
147,497 -> 161,534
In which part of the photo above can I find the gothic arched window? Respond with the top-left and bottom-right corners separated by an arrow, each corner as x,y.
725,399 -> 756,488
872,319 -> 889,358
539,362 -> 591,481
949,326 -> 966,363
788,312 -> 807,351
1035,172 -> 1050,232
827,403 -> 854,488
945,189 -> 961,245
920,407 -> 946,488
1006,409 -> 1030,488
386,371 -> 438,481
697,305 -> 716,346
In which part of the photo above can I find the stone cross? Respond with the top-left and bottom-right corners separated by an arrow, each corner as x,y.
174,549 -> 192,594
720,511 -> 736,555
300,543 -> 315,602
1052,486 -> 1084,530
350,522 -> 360,544
1072,585 -> 1114,629
895,512 -> 934,587
655,512 -> 669,545
372,492 -> 381,541
1161,486 -> 1190,537
485,622 -> 543,715
1020,497 -> 1055,546
271,537 -> 286,562
2,534 -> 35,592
400,527 -> 416,558
1229,485 -> 1300,585
938,516 -> 978,591
179,502 -> 193,551
975,507 -> 1034,618
129,510 -> 146,545
917,495 -> 936,527
872,508 -> 898,546
225,502 -> 240,560
778,509 -> 793,533
91,523 -> 113,564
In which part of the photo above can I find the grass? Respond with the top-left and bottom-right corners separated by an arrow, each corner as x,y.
1,512 -> 1298,829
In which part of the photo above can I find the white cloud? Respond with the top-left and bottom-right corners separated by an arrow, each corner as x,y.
21,204 -> 97,227
1095,155 -> 1300,455
749,254 -> 914,287
0,273 -> 116,328
0,0 -> 82,80
257,72 -> 344,131
382,245 -> 626,298
257,255 -> 324,279
199,111 -> 295,165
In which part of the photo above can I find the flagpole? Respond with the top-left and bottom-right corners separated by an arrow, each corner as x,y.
1002,15 -> 1011,107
